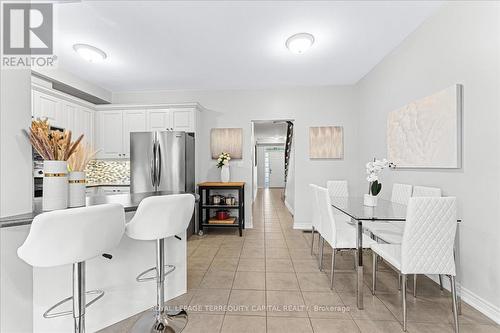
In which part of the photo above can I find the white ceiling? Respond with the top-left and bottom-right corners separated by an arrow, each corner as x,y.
53,1 -> 441,92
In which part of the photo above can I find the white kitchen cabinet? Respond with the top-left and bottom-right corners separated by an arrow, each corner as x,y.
171,108 -> 195,132
123,110 -> 147,158
32,90 -> 68,129
96,111 -> 124,159
97,186 -> 130,195
147,109 -> 171,131
68,104 -> 94,148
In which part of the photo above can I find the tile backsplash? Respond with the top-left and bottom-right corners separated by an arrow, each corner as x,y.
85,160 -> 130,184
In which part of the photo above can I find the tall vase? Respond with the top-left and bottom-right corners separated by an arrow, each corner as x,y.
43,160 -> 68,211
68,171 -> 86,207
221,165 -> 230,183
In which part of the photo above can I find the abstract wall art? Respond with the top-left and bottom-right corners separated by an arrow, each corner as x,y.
210,128 -> 243,159
387,84 -> 463,168
309,126 -> 344,159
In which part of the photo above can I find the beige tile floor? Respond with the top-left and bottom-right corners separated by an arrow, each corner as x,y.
100,189 -> 499,333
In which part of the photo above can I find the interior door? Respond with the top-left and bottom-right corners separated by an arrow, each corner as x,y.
266,148 -> 285,188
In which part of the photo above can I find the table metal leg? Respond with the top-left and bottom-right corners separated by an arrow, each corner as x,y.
356,218 -> 363,309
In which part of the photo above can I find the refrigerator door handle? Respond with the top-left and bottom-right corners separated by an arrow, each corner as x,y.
150,140 -> 157,188
156,142 -> 162,187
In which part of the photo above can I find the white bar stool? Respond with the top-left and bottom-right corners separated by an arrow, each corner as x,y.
17,204 -> 125,333
126,194 -> 195,333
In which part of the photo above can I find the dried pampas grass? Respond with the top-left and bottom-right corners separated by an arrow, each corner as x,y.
25,118 -> 84,161
68,144 -> 98,172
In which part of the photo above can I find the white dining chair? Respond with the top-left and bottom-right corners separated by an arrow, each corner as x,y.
412,185 -> 442,197
365,183 -> 413,244
371,197 -> 459,332
326,180 -> 352,225
309,184 -> 322,256
371,185 -> 443,295
317,186 -> 376,289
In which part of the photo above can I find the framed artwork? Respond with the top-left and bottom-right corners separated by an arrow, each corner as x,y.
387,84 -> 463,168
210,128 -> 243,159
309,126 -> 344,159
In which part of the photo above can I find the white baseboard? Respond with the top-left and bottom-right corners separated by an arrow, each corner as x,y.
293,221 -> 311,230
284,200 -> 295,215
427,275 -> 500,324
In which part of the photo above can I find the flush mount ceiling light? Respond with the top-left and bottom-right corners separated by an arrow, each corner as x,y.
73,43 -> 107,63
285,33 -> 315,55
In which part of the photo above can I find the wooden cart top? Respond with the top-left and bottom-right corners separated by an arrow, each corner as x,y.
198,182 -> 245,187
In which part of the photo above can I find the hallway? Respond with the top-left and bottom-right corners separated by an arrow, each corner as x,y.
101,189 -> 498,333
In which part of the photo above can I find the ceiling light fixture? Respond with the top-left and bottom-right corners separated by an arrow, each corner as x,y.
73,43 -> 107,63
285,33 -> 315,55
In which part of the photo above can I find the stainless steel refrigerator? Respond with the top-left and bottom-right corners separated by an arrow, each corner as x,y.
130,131 -> 195,194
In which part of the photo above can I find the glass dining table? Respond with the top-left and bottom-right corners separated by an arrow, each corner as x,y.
329,196 -> 462,310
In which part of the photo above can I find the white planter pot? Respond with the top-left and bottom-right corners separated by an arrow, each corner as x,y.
363,194 -> 378,207
220,165 -> 230,183
43,160 -> 68,211
68,171 -> 86,208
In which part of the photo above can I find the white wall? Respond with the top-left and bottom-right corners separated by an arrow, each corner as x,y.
113,86 -> 359,228
256,146 -> 266,188
356,2 -> 500,321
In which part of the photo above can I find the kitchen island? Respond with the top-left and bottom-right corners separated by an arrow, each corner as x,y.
0,191 -> 198,333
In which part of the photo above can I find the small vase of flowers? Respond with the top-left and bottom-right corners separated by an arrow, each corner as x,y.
364,158 -> 392,207
217,152 -> 231,183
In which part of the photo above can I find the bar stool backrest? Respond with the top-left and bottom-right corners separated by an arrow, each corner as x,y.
391,183 -> 413,205
126,194 -> 195,241
401,197 -> 457,275
18,203 -> 125,267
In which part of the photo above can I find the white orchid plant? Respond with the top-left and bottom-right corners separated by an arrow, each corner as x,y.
366,158 -> 393,196
216,152 -> 231,168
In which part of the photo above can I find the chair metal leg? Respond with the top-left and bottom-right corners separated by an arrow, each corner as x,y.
73,262 -> 85,333
372,252 -> 377,295
130,238 -> 188,333
401,273 -> 407,332
330,250 -> 336,290
319,237 -> 325,271
439,274 -> 444,291
413,274 -> 417,298
311,226 -> 315,256
450,275 -> 460,333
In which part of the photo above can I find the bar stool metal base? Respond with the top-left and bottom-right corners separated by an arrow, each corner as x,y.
130,309 -> 188,333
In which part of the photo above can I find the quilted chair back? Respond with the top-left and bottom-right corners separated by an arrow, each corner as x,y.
401,197 -> 457,275
391,183 -> 413,205
327,180 -> 349,201
317,186 -> 337,248
310,184 -> 322,233
413,185 -> 442,197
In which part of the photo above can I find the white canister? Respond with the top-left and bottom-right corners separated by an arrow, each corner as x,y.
221,165 -> 230,183
363,194 -> 378,207
43,160 -> 68,211
68,171 -> 86,208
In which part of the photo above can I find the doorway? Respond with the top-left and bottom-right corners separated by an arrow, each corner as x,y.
264,146 -> 285,188
251,120 -> 295,215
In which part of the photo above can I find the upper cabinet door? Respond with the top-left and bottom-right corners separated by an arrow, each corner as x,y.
171,108 -> 195,132
71,106 -> 94,148
123,110 -> 147,158
147,109 -> 171,131
96,111 -> 124,159
33,91 -> 67,128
